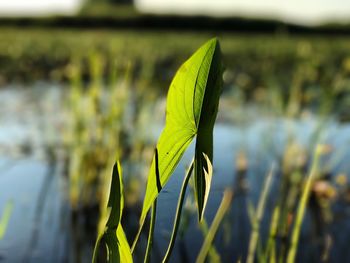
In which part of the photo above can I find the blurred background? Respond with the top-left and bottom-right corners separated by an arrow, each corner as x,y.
1,1 -> 350,262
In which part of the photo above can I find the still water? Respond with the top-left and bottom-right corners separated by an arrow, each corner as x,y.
0,84 -> 350,262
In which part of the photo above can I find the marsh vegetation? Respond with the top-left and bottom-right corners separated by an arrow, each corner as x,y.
0,29 -> 350,263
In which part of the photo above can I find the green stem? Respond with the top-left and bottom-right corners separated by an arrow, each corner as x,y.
144,200 -> 157,263
196,190 -> 233,263
0,200 -> 13,240
131,220 -> 143,253
162,160 -> 194,263
92,235 -> 102,263
247,164 -> 275,263
264,206 -> 280,262
199,220 -> 221,262
286,145 -> 322,263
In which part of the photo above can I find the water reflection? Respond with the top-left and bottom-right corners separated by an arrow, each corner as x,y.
0,84 -> 350,262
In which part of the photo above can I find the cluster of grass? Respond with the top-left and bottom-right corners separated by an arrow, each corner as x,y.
61,48 -> 163,262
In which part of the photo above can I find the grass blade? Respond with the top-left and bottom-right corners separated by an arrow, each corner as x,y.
247,163 -> 276,263
286,145 -> 323,263
199,219 -> 222,263
196,190 -> 233,263
0,200 -> 13,240
264,206 -> 280,263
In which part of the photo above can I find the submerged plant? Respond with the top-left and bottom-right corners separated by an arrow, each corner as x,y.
93,38 -> 224,262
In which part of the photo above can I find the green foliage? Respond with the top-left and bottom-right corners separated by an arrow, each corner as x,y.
95,38 -> 223,263
287,145 -> 323,263
140,38 -> 223,226
247,165 -> 275,263
93,162 -> 132,263
0,200 -> 13,240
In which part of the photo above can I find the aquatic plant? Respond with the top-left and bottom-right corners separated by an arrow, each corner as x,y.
93,162 -> 132,263
93,37 -> 224,262
0,200 -> 13,240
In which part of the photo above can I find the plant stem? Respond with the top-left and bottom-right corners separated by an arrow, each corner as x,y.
247,163 -> 275,263
162,160 -> 194,263
0,200 -> 13,240
196,189 -> 233,263
131,219 -> 143,253
144,199 -> 157,263
199,220 -> 221,263
92,235 -> 102,263
264,206 -> 280,262
286,145 -> 322,263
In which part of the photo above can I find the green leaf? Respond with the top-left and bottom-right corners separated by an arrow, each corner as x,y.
93,162 -> 133,263
106,162 -> 124,229
117,225 -> 133,263
140,38 -> 223,225
0,200 -> 13,240
199,153 -> 214,220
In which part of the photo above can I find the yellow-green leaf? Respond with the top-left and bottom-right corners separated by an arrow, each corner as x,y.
200,153 -> 213,220
93,162 -> 133,263
140,38 -> 223,225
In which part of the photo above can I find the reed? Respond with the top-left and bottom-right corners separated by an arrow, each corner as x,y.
0,200 -> 13,240
246,164 -> 276,263
196,190 -> 234,263
286,145 -> 323,263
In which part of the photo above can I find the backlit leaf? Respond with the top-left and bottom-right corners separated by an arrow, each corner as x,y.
140,38 -> 223,225
93,162 -> 133,263
200,153 -> 213,220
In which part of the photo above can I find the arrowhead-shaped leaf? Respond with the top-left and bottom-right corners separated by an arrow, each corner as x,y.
140,38 -> 223,225
93,162 -> 133,263
198,153 -> 214,220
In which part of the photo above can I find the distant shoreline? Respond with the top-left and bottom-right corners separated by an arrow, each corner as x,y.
1,15 -> 350,35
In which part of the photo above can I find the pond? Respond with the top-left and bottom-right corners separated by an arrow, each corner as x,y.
0,84 -> 350,262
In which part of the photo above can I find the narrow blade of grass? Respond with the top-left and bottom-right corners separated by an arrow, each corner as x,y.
247,163 -> 276,263
264,206 -> 280,263
0,200 -> 13,240
199,219 -> 222,263
196,190 -> 234,263
286,145 -> 323,263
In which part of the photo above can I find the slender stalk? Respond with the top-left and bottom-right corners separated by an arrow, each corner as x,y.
199,220 -> 221,263
0,200 -> 13,240
286,145 -> 322,263
131,221 -> 143,253
92,235 -> 102,263
162,160 -> 194,263
264,206 -> 280,262
196,190 -> 233,263
247,164 -> 275,263
144,200 -> 157,263
196,190 -> 234,263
